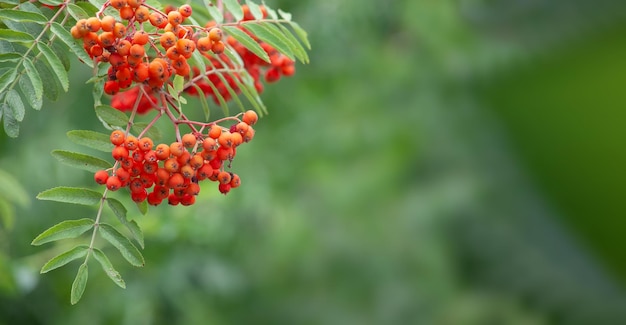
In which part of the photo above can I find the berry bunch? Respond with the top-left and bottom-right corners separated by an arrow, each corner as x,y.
94,110 -> 258,205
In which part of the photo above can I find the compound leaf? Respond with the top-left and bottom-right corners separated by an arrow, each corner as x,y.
106,198 -> 144,249
50,22 -> 94,68
37,42 -> 69,92
243,23 -> 294,60
223,25 -> 270,63
0,9 -> 47,23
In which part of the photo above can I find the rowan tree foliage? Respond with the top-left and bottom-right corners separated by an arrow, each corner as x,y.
0,0 -> 309,304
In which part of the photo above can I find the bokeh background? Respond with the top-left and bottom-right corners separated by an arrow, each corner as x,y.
2,0 -> 626,323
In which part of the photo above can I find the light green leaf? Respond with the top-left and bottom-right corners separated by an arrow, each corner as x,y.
40,245 -> 89,273
264,4 -> 278,20
50,22 -> 94,68
204,76 -> 229,116
38,0 -> 63,6
243,23 -> 294,60
37,42 -> 69,92
36,187 -> 103,206
204,0 -> 223,23
135,200 -> 148,215
0,198 -> 15,230
92,248 -> 126,288
31,218 -> 94,246
67,130 -> 114,152
0,29 -> 34,42
2,102 -> 19,137
0,168 -> 29,206
71,263 -> 88,305
95,105 -> 129,127
231,71 -> 265,114
0,53 -> 22,62
223,0 -> 243,21
0,69 -> 17,95
0,9 -> 47,23
21,57 -> 43,108
278,23 -> 309,63
245,0 -> 263,20
4,89 -> 24,122
75,2 -> 98,18
106,198 -> 144,249
223,25 -> 270,63
51,150 -> 112,172
92,78 -> 104,106
66,3 -> 89,21
190,49 -> 207,74
192,84 -> 210,121
213,70 -> 244,112
98,223 -> 144,267
19,69 -> 42,110
173,74 -> 184,94
289,21 -> 311,50
132,122 -> 161,141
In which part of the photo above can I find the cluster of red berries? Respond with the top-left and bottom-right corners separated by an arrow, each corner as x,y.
94,110 -> 258,205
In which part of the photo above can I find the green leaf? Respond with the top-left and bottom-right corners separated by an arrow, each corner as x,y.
0,29 -> 34,42
289,21 -> 311,50
37,42 -> 69,92
38,0 -> 63,6
277,23 -> 309,63
0,168 -> 29,207
214,70 -> 245,112
35,59 -> 60,101
0,68 -> 17,95
92,248 -> 126,288
52,41 -> 71,71
31,218 -> 95,246
264,4 -> 278,20
92,78 -> 104,106
98,223 -> 144,267
106,198 -> 144,249
204,0 -> 223,24
67,130 -> 114,152
223,0 -> 243,21
75,2 -> 98,18
173,74 -> 184,94
2,103 -> 18,137
40,245 -> 89,273
0,53 -> 22,62
0,198 -> 15,230
245,0 -> 263,20
19,69 -> 42,110
71,263 -> 88,305
223,25 -> 270,63
21,57 -> 43,108
132,122 -> 161,141
135,200 -> 148,215
277,9 -> 292,21
0,9 -> 47,23
203,76 -> 229,116
95,105 -> 129,127
4,89 -> 24,122
192,84 -> 210,121
51,150 -> 112,173
243,23 -> 294,60
189,48 -> 207,74
50,22 -> 94,68
66,3 -> 90,21
36,187 -> 103,206
231,71 -> 265,114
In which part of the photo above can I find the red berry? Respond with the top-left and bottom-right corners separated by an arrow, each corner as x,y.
94,170 -> 109,185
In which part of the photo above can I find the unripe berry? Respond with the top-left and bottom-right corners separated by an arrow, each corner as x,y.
94,170 -> 109,185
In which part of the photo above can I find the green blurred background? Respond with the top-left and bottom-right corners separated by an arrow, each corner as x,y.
3,0 -> 626,324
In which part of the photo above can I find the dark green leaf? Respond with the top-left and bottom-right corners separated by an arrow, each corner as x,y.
19,69 -> 42,110
35,59 -> 60,101
75,2 -> 98,18
0,68 -> 16,94
4,89 -> 24,122
223,0 -> 243,21
36,187 -> 103,206
0,53 -> 22,62
289,21 -> 311,50
92,248 -> 126,288
92,78 -> 104,106
0,9 -> 47,23
95,105 -> 129,127
0,29 -> 34,42
52,41 -> 71,71
31,218 -> 94,246
192,84 -> 210,121
66,3 -> 89,21
37,42 -> 69,92
243,23 -> 294,60
223,25 -> 270,63
106,198 -> 144,249
98,223 -> 144,267
50,22 -> 94,68
214,70 -> 244,112
21,58 -> 43,108
67,130 -> 114,152
2,102 -> 19,137
40,245 -> 89,273
51,150 -> 112,172
70,263 -> 88,305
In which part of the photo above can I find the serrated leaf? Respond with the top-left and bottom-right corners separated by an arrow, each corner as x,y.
214,70 -> 244,112
0,68 -> 16,94
106,198 -> 144,249
277,23 -> 309,63
31,218 -> 94,246
19,70 -> 42,110
40,245 -> 89,273
51,150 -> 112,172
50,22 -> 94,68
52,42 -> 70,71
37,187 -> 103,206
2,105 -> 18,137
135,200 -> 147,215
66,3 -> 89,21
35,59 -> 59,101
38,0 -> 63,6
0,29 -> 34,42
98,223 -> 144,267
289,21 -> 311,50
71,263 -> 88,305
4,89 -> 24,122
21,57 -> 43,108
67,130 -> 114,152
243,23 -> 294,60
246,0 -> 263,20
0,168 -> 29,207
0,53 -> 21,62
277,9 -> 292,21
91,248 -> 126,288
203,76 -> 229,116
204,0 -> 223,24
92,78 -> 104,106
0,9 -> 47,23
132,122 -> 161,141
37,42 -> 69,92
192,84 -> 210,121
223,0 -> 243,21
223,25 -> 270,63
95,105 -> 129,127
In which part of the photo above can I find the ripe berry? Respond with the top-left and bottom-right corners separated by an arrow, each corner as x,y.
217,171 -> 232,184
131,189 -> 148,203
218,183 -> 231,194
208,124 -> 222,139
169,142 -> 185,157
113,22 -> 127,39
115,167 -> 130,183
230,173 -> 241,188
125,135 -> 139,150
86,17 -> 101,32
181,133 -> 196,148
110,0 -> 126,10
149,12 -> 168,28
208,28 -> 223,42
147,192 -> 163,206
242,110 -> 258,125
168,172 -> 184,189
164,157 -> 180,173
119,6 -> 134,20
110,130 -> 126,145
134,6 -> 150,22
178,4 -> 192,17
211,41 -> 225,54
104,80 -> 120,95
112,145 -> 129,161
218,131 -> 233,148
180,194 -> 195,206
155,143 -> 170,160
100,16 -> 116,32
167,10 -> 184,26
160,31 -> 177,49
94,170 -> 109,185
138,137 -> 153,151
106,175 -> 122,191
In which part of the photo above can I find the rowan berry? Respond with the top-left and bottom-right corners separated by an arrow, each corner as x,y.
153,185 -> 169,200
115,167 -> 130,183
71,26 -> 83,39
127,0 -> 143,8
132,149 -> 144,163
109,53 -> 126,67
100,16 -> 116,32
99,32 -> 116,47
243,127 -> 255,142
180,164 -> 194,179
132,31 -> 149,45
154,143 -> 170,160
110,130 -> 125,145
208,124 -> 222,139
156,168 -> 170,185
197,37 -> 211,52
90,45 -> 104,57
181,133 -> 196,148
129,162 -> 143,177
218,131 -> 233,148
200,149 -> 217,161
196,164 -> 213,180
86,17 -> 101,33
181,194 -> 195,206
94,170 -> 109,185
216,146 -> 233,161
235,122 -> 249,134
168,172 -> 184,189
131,189 -> 148,203
177,151 -> 191,165
190,154 -> 204,169
147,192 -> 163,206
143,161 -> 158,174
167,10 -> 183,26
217,171 -> 232,184
185,182 -> 200,196
164,157 -> 180,173
169,142 -> 185,157
144,150 -> 157,163
211,41 -> 225,54
208,28 -> 222,42
130,43 -> 145,59
113,22 -> 127,38
139,172 -> 156,187
106,175 -> 122,191
168,193 -> 180,205
133,63 -> 149,82
218,183 -> 231,194
149,12 -> 168,28
242,110 -> 258,125
110,0 -> 126,10
178,4 -> 192,17
201,137 -> 217,151
160,31 -> 177,49
209,158 -> 222,169
129,178 -> 144,193
119,6 -> 135,20
231,132 -> 243,147
230,173 -> 241,188
120,157 -> 133,170
176,39 -> 195,56
125,135 -> 139,150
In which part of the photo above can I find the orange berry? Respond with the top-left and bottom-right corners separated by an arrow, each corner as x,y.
125,135 -> 138,150
185,182 -> 200,196
231,132 -> 243,147
156,168 -> 170,185
134,6 -> 149,22
127,0 -> 143,9
94,170 -> 109,185
110,0 -> 126,10
106,175 -> 122,191
132,31 -> 149,45
211,40 -> 225,54
167,10 -> 183,26
217,171 -> 231,184
154,143 -> 170,160
196,164 -> 213,180
196,37 -> 212,52
138,137 -> 153,151
190,154 -> 204,170
243,127 -> 255,142
177,151 -> 191,165
164,157 -> 180,173
218,131 -> 233,148
104,80 -> 120,95
208,124 -> 222,139
86,17 -> 101,32
119,5 -> 135,20
216,146 -> 233,160
110,130 -> 126,145
200,149 -> 217,161
159,31 -> 177,49
242,110 -> 258,125
149,12 -> 167,28
202,137 -> 217,151
180,194 -> 195,206
130,43 -> 145,58
70,26 -> 83,39
176,38 -> 195,55
100,15 -> 116,32
178,4 -> 192,17
181,133 -> 196,148
132,63 -> 149,82
143,161 -> 158,174
235,121 -> 249,134
113,22 -> 127,39
230,173 -> 241,188
115,167 -> 130,183
169,142 -> 185,157
99,32 -> 116,47
90,45 -> 103,57
143,150 -> 157,163
208,28 -> 222,42
168,172 -> 184,188
180,164 -> 194,179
